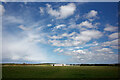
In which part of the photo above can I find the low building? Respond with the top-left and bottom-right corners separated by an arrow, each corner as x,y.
51,64 -> 70,66
64,64 -> 70,66
55,64 -> 63,66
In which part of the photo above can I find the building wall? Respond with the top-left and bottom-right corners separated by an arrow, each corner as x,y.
54,64 -> 63,66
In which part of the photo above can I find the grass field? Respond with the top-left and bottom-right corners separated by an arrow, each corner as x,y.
2,65 -> 119,78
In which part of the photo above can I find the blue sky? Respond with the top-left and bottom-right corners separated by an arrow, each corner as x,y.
1,2 -> 119,64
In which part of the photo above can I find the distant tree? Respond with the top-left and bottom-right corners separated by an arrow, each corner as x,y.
23,63 -> 26,65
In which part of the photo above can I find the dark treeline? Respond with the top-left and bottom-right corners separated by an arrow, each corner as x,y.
2,63 -> 51,65
2,63 -> 120,66
69,64 -> 119,66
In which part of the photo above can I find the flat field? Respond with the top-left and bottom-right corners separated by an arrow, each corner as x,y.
2,66 -> 118,78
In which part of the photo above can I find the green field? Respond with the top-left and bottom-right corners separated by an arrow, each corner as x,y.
2,66 -> 118,78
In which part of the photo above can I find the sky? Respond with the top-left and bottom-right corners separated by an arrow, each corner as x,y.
0,0 -> 120,2
1,2 -> 119,64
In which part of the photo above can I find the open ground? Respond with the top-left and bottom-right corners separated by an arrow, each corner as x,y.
2,65 -> 118,78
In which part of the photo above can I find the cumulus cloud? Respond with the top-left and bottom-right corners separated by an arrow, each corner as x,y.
46,3 -> 76,19
3,33 -> 47,62
39,7 -> 44,14
110,46 -> 118,49
104,24 -> 118,32
84,41 -> 99,47
74,30 -> 103,42
102,39 -> 118,49
48,35 -> 62,39
78,21 -> 96,28
49,30 -> 102,47
102,39 -> 118,46
47,24 -> 52,27
96,48 -> 114,53
63,48 -> 117,64
71,52 -> 118,64
68,21 -> 99,30
84,10 -> 98,21
55,24 -> 66,29
86,10 -> 98,18
108,32 -> 118,39
54,48 -> 64,53
0,4 -> 5,16
49,39 -> 73,47
74,47 -> 83,49
69,30 -> 102,46
26,32 -> 47,44
3,20 -> 49,62
81,30 -> 102,38
49,39 -> 81,47
62,49 -> 87,56
72,50 -> 86,54
49,32 -> 76,39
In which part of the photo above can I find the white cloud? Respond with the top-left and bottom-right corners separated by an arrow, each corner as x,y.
84,41 -> 99,47
47,24 -> 52,27
102,39 -> 118,49
104,24 -> 118,32
49,30 -> 102,47
48,35 -> 62,39
55,24 -> 66,29
27,32 -> 47,44
63,49 -> 87,56
63,47 -> 117,64
3,20 -> 49,62
54,48 -> 64,53
75,14 -> 80,21
81,30 -> 102,39
74,30 -> 103,42
108,32 -> 118,39
39,7 -> 44,14
96,48 -> 114,53
72,50 -> 86,54
86,10 -> 98,18
0,4 -> 5,16
78,21 -> 95,28
4,16 -> 24,24
3,34 -> 47,62
94,22 -> 100,26
49,39 -> 75,47
49,32 -> 76,39
18,25 -> 31,31
110,46 -> 118,49
74,47 -> 83,49
73,35 -> 91,42
47,3 -> 76,19
49,39 -> 71,47
84,10 -> 98,21
71,52 -> 118,64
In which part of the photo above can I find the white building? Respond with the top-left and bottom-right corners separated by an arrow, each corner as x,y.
64,64 -> 70,66
51,64 -> 70,66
